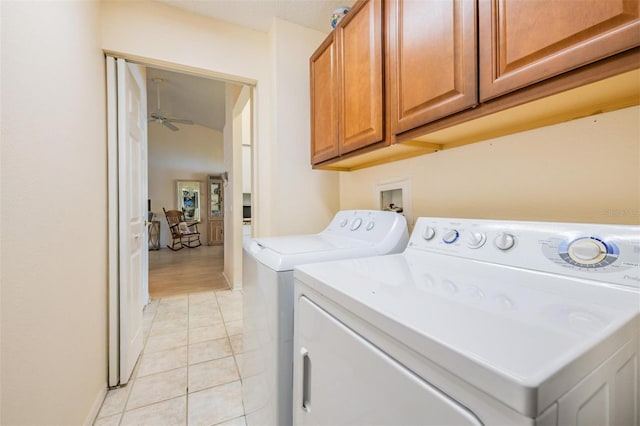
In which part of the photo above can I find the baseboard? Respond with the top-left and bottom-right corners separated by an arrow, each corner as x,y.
84,384 -> 107,426
221,271 -> 243,291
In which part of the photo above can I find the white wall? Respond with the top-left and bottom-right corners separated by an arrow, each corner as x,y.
340,106 -> 640,226
268,19 -> 341,235
148,123 -> 224,247
0,1 -> 107,424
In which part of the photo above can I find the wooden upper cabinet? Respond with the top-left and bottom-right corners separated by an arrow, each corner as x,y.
310,33 -> 339,164
337,0 -> 385,155
389,0 -> 478,135
479,0 -> 640,101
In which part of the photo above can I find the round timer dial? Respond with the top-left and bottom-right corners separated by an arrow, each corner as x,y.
559,236 -> 619,268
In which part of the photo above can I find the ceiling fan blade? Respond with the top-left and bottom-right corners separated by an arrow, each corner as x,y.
163,121 -> 179,131
150,78 -> 193,129
166,118 -> 194,125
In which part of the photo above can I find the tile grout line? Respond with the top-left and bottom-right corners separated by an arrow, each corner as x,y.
115,298 -> 158,426
186,294 -> 190,426
217,289 -> 248,421
98,289 -> 247,425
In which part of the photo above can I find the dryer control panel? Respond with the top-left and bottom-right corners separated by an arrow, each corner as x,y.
407,217 -> 640,289
323,210 -> 409,248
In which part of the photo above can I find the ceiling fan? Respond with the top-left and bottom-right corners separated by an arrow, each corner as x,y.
149,77 -> 194,131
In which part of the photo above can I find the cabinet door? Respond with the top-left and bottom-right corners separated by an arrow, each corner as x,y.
479,0 -> 640,101
310,33 -> 339,164
389,0 -> 477,135
209,178 -> 223,219
338,0 -> 385,155
208,219 -> 223,245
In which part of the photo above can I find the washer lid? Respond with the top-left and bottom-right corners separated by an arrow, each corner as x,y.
294,251 -> 640,418
249,234 -> 372,271
255,234 -> 369,255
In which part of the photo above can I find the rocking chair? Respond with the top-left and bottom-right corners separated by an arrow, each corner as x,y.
163,208 -> 202,251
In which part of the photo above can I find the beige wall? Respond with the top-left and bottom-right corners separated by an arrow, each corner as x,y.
148,123 -> 224,247
224,85 -> 249,289
269,19 -> 340,235
340,106 -> 640,226
0,1 -> 107,424
101,1 -> 340,237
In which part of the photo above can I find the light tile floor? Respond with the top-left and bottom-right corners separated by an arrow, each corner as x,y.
94,290 -> 245,426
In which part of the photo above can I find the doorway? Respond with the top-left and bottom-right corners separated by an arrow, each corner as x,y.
107,55 -> 255,387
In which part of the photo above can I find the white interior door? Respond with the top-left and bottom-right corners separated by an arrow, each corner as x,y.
116,58 -> 148,385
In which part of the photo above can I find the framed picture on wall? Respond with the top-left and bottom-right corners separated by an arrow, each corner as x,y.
176,180 -> 201,222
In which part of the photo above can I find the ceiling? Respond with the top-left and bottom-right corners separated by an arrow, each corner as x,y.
146,0 -> 355,132
155,0 -> 355,33
146,67 -> 227,132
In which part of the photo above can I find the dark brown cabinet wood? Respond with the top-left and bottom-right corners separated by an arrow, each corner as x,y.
479,0 -> 640,101
388,0 -> 478,135
337,0 -> 385,154
310,33 -> 339,164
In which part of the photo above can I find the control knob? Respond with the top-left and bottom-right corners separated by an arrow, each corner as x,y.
495,232 -> 515,251
350,218 -> 363,231
568,238 -> 607,264
423,226 -> 436,241
467,231 -> 487,249
442,230 -> 459,244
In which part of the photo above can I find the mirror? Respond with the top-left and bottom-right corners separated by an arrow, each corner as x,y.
176,181 -> 201,222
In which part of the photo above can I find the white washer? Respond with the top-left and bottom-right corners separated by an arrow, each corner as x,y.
293,217 -> 640,425
242,210 -> 409,426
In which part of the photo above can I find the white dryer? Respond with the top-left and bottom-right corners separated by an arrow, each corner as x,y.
293,217 -> 640,425
242,210 -> 409,426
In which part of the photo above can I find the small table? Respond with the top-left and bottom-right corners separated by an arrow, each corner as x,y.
148,220 -> 160,250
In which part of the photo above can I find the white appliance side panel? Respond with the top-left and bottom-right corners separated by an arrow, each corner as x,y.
293,296 -> 482,426
240,250 -> 293,425
243,250 -> 294,425
557,338 -> 638,426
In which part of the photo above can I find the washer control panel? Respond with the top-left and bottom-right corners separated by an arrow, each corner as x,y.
407,217 -> 640,289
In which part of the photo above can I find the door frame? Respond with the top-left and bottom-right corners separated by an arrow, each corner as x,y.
105,52 -> 258,387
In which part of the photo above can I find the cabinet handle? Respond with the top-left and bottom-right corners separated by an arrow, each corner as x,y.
301,347 -> 311,413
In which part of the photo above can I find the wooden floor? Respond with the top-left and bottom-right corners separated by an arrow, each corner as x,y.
148,245 -> 230,299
